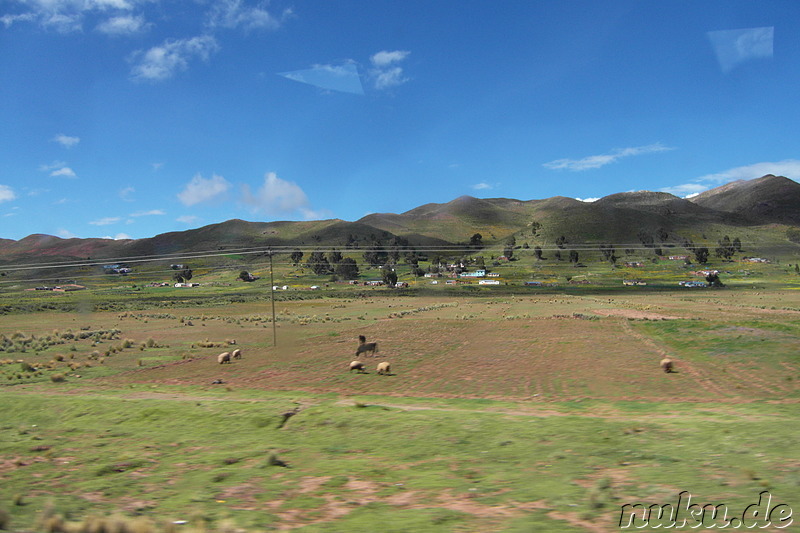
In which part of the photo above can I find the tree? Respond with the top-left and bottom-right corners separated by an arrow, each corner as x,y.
529,220 -> 542,236
290,249 -> 304,265
239,271 -> 255,282
362,241 -> 387,267
533,246 -> 544,260
173,268 -> 192,283
715,236 -> 735,261
694,247 -> 709,264
569,250 -> 579,265
469,233 -> 483,248
555,235 -> 567,249
706,272 -> 724,287
335,258 -> 359,280
328,249 -> 343,265
503,245 -> 514,260
306,250 -> 332,275
554,250 -> 562,261
381,265 -> 398,287
733,237 -> 742,252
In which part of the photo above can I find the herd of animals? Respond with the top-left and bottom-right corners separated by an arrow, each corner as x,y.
214,336 -> 674,376
215,335 -> 393,376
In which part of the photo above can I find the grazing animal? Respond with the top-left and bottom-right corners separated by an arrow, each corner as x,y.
217,352 -> 231,364
232,348 -> 242,359
376,361 -> 391,375
356,335 -> 378,356
660,358 -> 674,373
349,360 -> 366,373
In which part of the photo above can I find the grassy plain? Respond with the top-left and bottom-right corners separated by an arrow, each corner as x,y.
0,284 -> 799,532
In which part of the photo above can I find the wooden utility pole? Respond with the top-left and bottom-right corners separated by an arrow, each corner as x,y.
269,250 -> 277,346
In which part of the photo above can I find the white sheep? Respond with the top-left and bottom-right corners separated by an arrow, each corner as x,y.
376,361 -> 391,375
218,352 -> 231,364
660,358 -> 674,373
349,360 -> 366,373
232,348 -> 242,360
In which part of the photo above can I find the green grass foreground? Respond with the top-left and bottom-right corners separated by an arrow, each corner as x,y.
1,390 -> 798,532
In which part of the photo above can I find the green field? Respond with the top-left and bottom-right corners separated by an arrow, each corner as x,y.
0,268 -> 799,532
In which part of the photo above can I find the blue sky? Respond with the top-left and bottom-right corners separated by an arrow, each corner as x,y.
1,1 -> 799,241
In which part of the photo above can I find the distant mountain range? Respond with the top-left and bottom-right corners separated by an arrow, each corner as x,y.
1,175 -> 798,266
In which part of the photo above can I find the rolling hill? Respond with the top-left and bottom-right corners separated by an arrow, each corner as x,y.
0,175 -> 798,272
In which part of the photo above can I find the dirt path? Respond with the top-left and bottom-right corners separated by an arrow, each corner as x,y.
619,320 -> 735,398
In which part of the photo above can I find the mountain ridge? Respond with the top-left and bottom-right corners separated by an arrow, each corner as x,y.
1,175 -> 797,264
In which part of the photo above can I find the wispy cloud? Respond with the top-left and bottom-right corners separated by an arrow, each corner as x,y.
543,143 -> 674,171
129,35 -> 219,82
471,182 -> 493,190
279,62 -> 364,95
119,186 -> 135,201
51,167 -> 77,178
102,233 -> 131,240
207,0 -> 291,32
707,27 -> 773,73
0,185 -> 16,203
575,197 -> 600,203
242,172 -> 312,216
661,159 -> 800,197
177,215 -> 200,224
370,50 -> 410,90
57,228 -> 77,238
89,216 -> 122,226
177,173 -> 231,206
130,209 -> 165,217
1,0 -> 142,33
40,161 -> 77,178
96,14 -> 149,35
53,133 -> 80,148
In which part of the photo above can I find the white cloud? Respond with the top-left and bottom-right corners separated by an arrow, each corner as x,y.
661,159 -> 800,197
471,182 -> 493,190
130,35 -> 219,82
0,185 -> 16,203
53,133 -> 80,148
119,186 -> 135,200
298,207 -> 331,221
96,14 -> 148,35
207,0 -> 289,31
102,233 -> 131,240
575,197 -> 600,203
659,183 -> 710,197
371,50 -> 410,67
89,216 -> 121,226
543,143 -> 674,171
130,209 -> 165,217
57,228 -> 77,238
242,172 -> 311,215
40,161 -> 77,178
177,215 -> 200,224
707,27 -> 773,73
369,50 -> 410,90
51,167 -> 77,178
279,62 -> 364,95
2,0 -> 140,33
177,173 -> 231,206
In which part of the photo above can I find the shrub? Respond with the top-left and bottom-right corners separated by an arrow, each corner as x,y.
20,362 -> 34,372
50,374 -> 66,383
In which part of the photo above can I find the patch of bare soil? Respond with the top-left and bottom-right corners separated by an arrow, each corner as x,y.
592,309 -> 682,320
